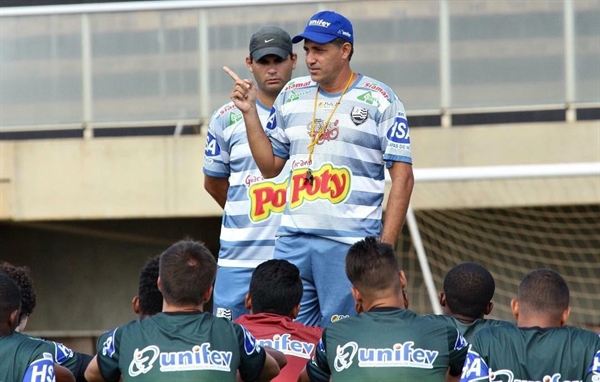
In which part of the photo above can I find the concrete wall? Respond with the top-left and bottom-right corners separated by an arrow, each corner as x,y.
1,121 -> 598,221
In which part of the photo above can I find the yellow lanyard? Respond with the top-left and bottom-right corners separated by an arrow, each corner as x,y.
306,72 -> 354,166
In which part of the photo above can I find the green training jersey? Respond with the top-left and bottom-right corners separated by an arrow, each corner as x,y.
461,325 -> 600,382
306,307 -> 469,381
0,332 -> 57,382
26,336 -> 78,375
425,314 -> 514,342
96,311 -> 266,382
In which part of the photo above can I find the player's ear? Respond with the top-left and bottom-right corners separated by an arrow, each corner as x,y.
203,285 -> 214,304
439,292 -> 446,307
560,307 -> 571,326
291,53 -> 298,69
399,270 -> 407,290
511,299 -> 519,321
244,293 -> 252,311
246,56 -> 253,73
290,303 -> 301,319
157,277 -> 163,293
132,296 -> 141,315
9,309 -> 19,330
341,42 -> 352,60
485,301 -> 494,316
350,285 -> 362,306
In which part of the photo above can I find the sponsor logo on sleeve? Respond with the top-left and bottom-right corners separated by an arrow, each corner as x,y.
590,350 -> 600,381
204,132 -> 221,157
257,334 -> 316,359
265,110 -> 277,130
102,329 -> 118,358
23,353 -> 55,382
454,330 -> 468,350
386,114 -> 410,144
242,326 -> 261,355
350,107 -> 368,125
461,347 -> 489,382
54,341 -> 74,364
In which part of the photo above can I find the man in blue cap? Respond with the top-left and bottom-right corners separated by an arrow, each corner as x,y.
224,11 -> 414,328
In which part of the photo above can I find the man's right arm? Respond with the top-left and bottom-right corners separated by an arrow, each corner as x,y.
223,66 -> 286,178
204,176 -> 229,209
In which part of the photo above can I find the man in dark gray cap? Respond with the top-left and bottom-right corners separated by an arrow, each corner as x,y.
203,26 -> 297,321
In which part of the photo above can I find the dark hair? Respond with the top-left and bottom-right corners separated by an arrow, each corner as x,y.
443,262 -> 495,319
159,240 -> 216,307
0,273 -> 21,322
0,262 -> 36,324
138,255 -> 162,316
346,236 -> 400,298
249,259 -> 303,316
331,37 -> 354,61
518,269 -> 569,320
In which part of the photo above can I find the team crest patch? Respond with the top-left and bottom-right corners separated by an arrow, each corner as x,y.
215,307 -> 232,320
306,119 -> 339,144
350,107 -> 368,125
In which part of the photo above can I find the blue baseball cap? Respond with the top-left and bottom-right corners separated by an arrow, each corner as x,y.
292,11 -> 353,45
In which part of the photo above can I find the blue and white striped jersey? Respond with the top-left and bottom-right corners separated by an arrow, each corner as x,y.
203,101 -> 289,268
265,75 -> 412,245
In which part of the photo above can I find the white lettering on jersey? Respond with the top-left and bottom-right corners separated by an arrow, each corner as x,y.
102,329 -> 118,358
334,341 -> 358,372
257,334 -> 315,359
129,345 -> 160,376
354,341 -> 439,369
23,353 -> 55,382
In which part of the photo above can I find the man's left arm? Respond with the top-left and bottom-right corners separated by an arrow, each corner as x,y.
381,161 -> 414,245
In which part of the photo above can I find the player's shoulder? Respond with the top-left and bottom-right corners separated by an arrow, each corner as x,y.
10,332 -> 55,355
560,325 -> 600,342
211,101 -> 240,123
281,76 -> 316,94
354,75 -> 397,102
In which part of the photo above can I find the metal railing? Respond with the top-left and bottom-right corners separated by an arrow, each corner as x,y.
1,0 -> 598,135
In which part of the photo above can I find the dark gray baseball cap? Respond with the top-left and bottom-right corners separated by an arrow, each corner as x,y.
249,25 -> 293,61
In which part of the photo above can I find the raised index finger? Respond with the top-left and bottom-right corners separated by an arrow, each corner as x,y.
223,66 -> 241,82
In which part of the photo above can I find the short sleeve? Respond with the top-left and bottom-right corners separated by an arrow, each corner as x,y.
265,105 -> 290,160
460,340 -> 490,382
235,323 -> 267,382
587,347 -> 600,382
380,96 -> 412,168
306,329 -> 331,382
22,351 -> 56,382
96,328 -> 122,382
448,328 -> 469,377
203,111 -> 231,178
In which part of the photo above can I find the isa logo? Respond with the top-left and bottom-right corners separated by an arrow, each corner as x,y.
386,115 -> 410,144
23,353 -> 54,382
205,132 -> 221,157
241,326 -> 261,355
54,341 -> 74,364
265,109 -> 277,130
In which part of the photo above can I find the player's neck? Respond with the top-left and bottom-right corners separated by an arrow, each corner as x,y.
450,313 -> 480,324
256,90 -> 277,110
517,315 -> 562,329
0,325 -> 14,336
162,302 -> 204,314
319,67 -> 355,94
362,296 -> 405,312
